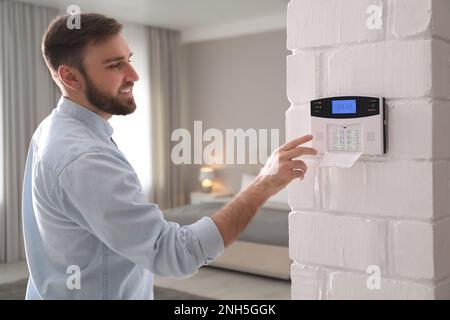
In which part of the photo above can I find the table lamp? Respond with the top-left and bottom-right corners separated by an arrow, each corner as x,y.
198,167 -> 214,193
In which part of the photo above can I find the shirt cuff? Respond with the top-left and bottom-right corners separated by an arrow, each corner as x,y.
189,216 -> 224,264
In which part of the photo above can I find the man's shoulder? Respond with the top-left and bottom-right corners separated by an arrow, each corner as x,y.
32,111 -> 106,175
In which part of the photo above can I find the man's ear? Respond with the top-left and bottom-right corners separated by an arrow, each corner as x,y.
57,65 -> 83,91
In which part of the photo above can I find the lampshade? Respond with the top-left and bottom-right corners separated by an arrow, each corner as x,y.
198,167 -> 214,181
198,167 -> 215,193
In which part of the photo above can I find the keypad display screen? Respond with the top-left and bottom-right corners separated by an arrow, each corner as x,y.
332,100 -> 357,114
311,96 -> 381,119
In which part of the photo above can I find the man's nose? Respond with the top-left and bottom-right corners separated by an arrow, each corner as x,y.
125,63 -> 140,82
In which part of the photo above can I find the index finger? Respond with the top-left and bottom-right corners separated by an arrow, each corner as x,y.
280,134 -> 313,151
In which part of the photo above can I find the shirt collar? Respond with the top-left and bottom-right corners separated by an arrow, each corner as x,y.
56,96 -> 114,138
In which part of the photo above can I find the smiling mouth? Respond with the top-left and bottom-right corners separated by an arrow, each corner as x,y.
118,87 -> 133,97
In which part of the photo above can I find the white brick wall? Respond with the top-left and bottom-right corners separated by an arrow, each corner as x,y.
327,272 -> 434,300
321,161 -> 435,219
289,212 -> 387,272
434,218 -> 450,281
291,264 -> 438,300
287,0 -> 385,49
287,53 -> 318,104
287,0 -> 450,299
387,101 -> 433,159
390,218 -> 450,281
327,41 -> 433,99
434,103 -> 450,159
390,221 -> 434,279
291,263 -> 324,299
393,0 -> 432,38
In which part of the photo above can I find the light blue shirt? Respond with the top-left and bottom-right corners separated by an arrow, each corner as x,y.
22,96 -> 224,299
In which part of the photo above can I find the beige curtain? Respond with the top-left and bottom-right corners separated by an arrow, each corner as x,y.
148,27 -> 186,210
0,0 -> 59,262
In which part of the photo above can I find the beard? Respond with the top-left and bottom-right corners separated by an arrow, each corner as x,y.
82,71 -> 136,116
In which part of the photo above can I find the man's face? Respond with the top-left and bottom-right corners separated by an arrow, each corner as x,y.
80,34 -> 139,116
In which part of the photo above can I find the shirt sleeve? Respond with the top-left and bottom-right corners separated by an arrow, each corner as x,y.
53,151 -> 224,277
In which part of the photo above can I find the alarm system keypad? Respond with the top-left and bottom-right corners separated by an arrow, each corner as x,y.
311,96 -> 386,155
328,125 -> 361,151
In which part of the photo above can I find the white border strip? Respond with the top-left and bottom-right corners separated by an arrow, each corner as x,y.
181,13 -> 287,43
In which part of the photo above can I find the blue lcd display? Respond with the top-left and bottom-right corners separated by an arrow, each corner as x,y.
332,100 -> 357,114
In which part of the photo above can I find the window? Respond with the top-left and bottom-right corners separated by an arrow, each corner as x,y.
109,24 -> 152,201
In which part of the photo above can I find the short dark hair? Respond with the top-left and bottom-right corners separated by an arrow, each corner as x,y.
42,13 -> 123,74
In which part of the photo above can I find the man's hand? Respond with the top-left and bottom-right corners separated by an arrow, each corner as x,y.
211,134 -> 317,247
248,134 -> 318,199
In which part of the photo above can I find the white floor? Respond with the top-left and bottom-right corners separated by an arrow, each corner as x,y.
154,267 -> 291,300
0,261 -> 291,300
0,260 -> 29,285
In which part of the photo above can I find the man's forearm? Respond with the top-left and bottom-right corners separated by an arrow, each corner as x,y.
211,179 -> 271,248
209,134 -> 317,248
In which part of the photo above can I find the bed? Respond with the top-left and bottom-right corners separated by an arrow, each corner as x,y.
163,201 -> 291,280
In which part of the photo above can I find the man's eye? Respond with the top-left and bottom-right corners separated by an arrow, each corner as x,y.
108,63 -> 120,69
